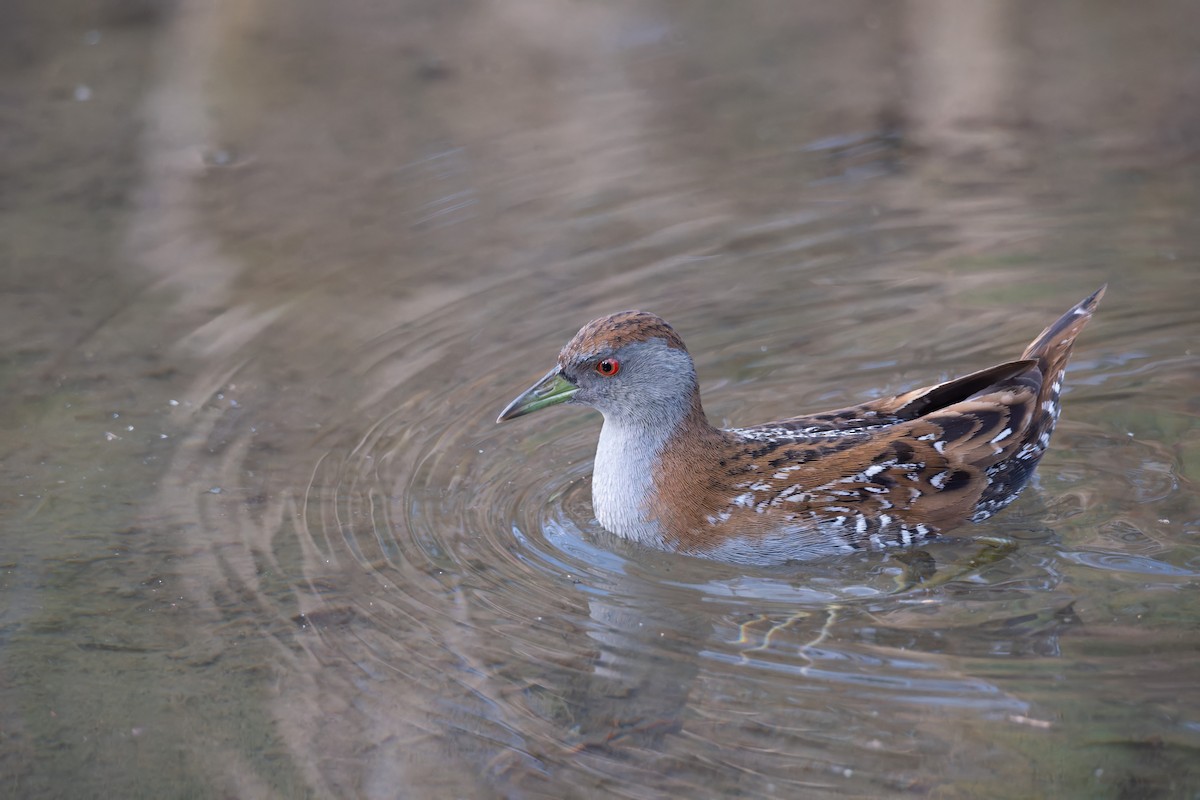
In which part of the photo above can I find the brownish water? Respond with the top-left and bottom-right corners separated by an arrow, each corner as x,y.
2,2 -> 1199,797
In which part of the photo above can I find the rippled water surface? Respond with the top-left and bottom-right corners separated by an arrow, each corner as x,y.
3,2 -> 1200,797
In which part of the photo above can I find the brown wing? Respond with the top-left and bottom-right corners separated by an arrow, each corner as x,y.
661,287 -> 1103,555
671,380 -> 1041,552
736,359 -> 1037,436
712,286 -> 1106,544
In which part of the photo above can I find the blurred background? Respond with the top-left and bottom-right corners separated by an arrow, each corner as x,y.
2,1 -> 1198,797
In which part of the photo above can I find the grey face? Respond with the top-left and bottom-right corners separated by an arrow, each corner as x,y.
561,338 -> 698,427
497,334 -> 699,427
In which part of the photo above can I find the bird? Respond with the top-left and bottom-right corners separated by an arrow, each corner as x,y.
497,287 -> 1104,565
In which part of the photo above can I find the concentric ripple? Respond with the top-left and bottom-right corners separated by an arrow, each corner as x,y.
143,191 -> 1200,795
201,286 -> 1093,791
147,186 -> 1195,793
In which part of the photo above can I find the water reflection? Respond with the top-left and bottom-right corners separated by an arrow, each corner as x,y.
3,0 -> 1200,797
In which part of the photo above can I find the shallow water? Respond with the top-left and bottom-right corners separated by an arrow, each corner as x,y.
3,1 -> 1200,797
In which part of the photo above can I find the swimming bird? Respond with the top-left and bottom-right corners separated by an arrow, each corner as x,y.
497,287 -> 1104,564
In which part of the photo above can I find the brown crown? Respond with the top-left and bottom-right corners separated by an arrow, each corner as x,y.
561,311 -> 689,361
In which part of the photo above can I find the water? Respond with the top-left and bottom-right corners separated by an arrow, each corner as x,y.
2,2 -> 1199,797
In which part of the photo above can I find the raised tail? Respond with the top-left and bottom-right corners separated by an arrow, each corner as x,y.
965,285 -> 1104,522
1021,284 -> 1105,443
1022,285 -> 1106,367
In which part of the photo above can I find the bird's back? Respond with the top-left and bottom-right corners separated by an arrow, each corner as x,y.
701,286 -> 1106,557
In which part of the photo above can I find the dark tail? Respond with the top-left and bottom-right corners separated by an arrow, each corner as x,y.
1022,285 -> 1106,366
967,286 -> 1105,522
1021,284 -> 1105,447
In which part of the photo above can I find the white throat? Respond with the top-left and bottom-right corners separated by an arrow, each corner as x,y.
591,414 -> 678,546
580,338 -> 699,546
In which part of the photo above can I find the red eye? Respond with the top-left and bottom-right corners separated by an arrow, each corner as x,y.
596,358 -> 620,377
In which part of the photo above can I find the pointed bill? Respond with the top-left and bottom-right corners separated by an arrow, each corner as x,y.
496,367 -> 577,422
